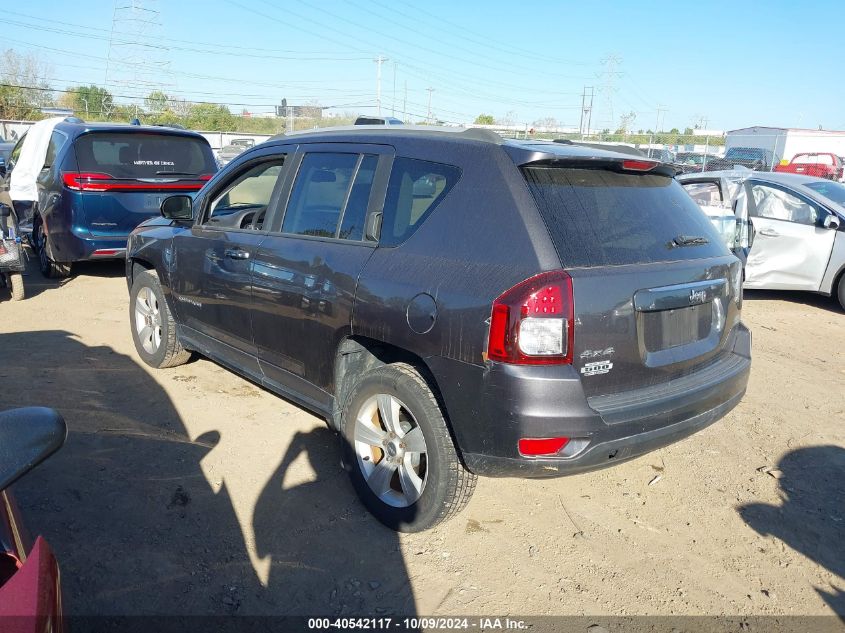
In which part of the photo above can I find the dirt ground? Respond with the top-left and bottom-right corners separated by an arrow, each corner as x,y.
1,255 -> 843,619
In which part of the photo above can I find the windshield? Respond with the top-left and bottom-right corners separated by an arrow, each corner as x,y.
726,148 -> 765,160
74,132 -> 216,179
805,180 -> 845,206
522,165 -> 726,267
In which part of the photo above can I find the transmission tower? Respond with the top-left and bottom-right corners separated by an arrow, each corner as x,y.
597,54 -> 622,130
105,0 -> 172,114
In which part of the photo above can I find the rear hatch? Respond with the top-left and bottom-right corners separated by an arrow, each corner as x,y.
521,160 -> 743,399
68,131 -> 217,237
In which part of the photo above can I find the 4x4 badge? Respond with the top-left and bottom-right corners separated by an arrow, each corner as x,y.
581,360 -> 613,376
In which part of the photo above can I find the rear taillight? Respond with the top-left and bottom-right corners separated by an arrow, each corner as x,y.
487,270 -> 574,365
621,159 -> 658,171
62,171 -> 206,192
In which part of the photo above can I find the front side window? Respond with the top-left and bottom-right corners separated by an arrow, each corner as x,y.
205,159 -> 285,230
749,183 -> 820,226
379,158 -> 461,247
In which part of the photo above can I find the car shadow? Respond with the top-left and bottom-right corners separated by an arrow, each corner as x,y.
739,446 -> 845,615
743,288 -> 843,313
0,330 -> 416,621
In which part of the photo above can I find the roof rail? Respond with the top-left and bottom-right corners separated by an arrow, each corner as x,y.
268,125 -> 504,145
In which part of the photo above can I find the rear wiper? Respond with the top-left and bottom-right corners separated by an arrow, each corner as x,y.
154,171 -> 197,176
670,235 -> 709,248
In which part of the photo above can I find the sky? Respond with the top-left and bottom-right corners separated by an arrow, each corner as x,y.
4,0 -> 845,132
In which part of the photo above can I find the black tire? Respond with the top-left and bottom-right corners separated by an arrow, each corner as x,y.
33,219 -> 71,279
9,273 -> 24,301
341,362 -> 476,532
129,269 -> 191,368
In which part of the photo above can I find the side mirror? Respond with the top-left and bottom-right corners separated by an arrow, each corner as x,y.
0,407 -> 66,492
161,195 -> 194,221
823,214 -> 841,230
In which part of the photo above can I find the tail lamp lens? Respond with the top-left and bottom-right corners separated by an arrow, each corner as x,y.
62,172 -> 206,191
487,270 -> 574,365
518,437 -> 570,456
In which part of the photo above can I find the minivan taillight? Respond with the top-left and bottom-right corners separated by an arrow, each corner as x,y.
487,270 -> 574,365
62,172 -> 207,192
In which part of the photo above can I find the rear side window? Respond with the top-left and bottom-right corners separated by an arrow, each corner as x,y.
74,133 -> 216,179
282,153 -> 359,238
522,166 -> 726,268
380,158 -> 460,247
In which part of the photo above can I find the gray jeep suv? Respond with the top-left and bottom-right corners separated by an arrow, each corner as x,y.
125,127 -> 751,531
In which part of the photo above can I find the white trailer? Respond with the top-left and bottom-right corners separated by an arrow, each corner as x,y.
726,126 -> 845,165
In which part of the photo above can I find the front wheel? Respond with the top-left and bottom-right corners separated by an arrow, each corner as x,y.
341,363 -> 476,532
129,269 -> 191,368
837,274 -> 845,312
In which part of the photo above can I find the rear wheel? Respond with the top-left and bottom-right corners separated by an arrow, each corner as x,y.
341,363 -> 476,532
9,273 -> 24,300
837,274 -> 845,312
33,220 -> 71,279
129,269 -> 191,368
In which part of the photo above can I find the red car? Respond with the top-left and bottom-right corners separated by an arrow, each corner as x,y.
773,152 -> 844,180
0,408 -> 66,633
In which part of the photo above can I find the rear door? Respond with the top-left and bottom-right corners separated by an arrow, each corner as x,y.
522,163 -> 743,398
171,152 -> 287,374
71,132 -> 217,237
251,144 -> 389,404
743,180 -> 835,290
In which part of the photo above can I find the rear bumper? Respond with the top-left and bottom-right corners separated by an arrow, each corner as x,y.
49,229 -> 127,262
433,323 -> 751,478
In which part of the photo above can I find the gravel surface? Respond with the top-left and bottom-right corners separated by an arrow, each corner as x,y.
1,258 -> 843,617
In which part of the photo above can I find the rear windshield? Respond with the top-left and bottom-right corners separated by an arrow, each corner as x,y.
74,132 -> 215,179
522,166 -> 727,267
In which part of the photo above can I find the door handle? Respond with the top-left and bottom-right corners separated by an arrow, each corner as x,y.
758,228 -> 779,237
224,248 -> 250,260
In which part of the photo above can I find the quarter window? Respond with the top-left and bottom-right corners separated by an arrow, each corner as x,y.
44,131 -> 67,169
380,158 -> 461,247
749,183 -> 820,226
205,159 -> 285,230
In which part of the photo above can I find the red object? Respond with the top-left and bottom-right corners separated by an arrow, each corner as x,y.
518,437 -> 570,456
62,171 -> 207,192
487,270 -> 574,365
91,249 -> 125,257
621,159 -> 658,172
0,491 -> 63,633
773,153 -> 843,180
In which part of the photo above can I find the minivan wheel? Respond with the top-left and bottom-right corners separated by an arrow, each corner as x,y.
129,269 -> 191,368
341,363 -> 476,532
33,220 -> 71,279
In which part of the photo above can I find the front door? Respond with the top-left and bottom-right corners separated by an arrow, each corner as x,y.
171,156 -> 287,373
250,147 -> 389,407
744,180 -> 836,290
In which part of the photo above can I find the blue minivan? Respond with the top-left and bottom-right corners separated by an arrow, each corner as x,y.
1,119 -> 217,277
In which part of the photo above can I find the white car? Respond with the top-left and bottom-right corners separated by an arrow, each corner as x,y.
679,170 -> 845,309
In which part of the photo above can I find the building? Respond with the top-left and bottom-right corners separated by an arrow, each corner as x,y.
726,126 -> 845,163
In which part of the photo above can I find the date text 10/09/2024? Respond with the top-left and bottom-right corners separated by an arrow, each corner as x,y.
307,618 -> 529,630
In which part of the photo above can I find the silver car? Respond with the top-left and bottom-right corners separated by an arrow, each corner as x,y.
679,170 -> 845,308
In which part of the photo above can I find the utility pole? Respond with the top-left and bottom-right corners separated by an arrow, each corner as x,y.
374,55 -> 388,116
403,80 -> 407,123
579,86 -> 594,139
392,62 -> 398,117
426,87 -> 434,124
651,105 -> 667,147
